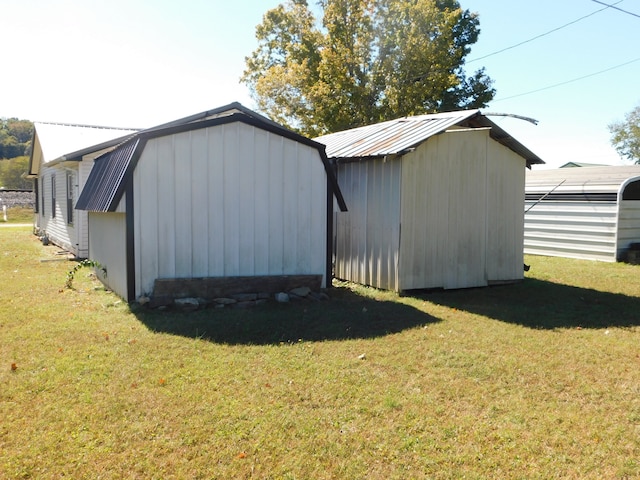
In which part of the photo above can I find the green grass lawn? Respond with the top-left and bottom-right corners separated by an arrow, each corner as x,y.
0,206 -> 33,224
1,227 -> 639,479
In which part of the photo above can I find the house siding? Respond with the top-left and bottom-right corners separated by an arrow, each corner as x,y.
132,122 -> 328,298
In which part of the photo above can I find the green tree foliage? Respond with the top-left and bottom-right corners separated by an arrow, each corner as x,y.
609,104 -> 640,164
0,118 -> 34,159
0,156 -> 31,189
242,0 -> 494,136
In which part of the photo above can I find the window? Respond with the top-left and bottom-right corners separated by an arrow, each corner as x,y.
622,180 -> 640,200
34,179 -> 39,214
66,172 -> 74,225
41,178 -> 45,213
51,175 -> 56,218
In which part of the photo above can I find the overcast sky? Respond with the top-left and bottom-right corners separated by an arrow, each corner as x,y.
3,0 -> 639,168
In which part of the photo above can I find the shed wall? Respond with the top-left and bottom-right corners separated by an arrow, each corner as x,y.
485,136 -> 526,281
87,212 -> 128,299
132,123 -> 328,298
334,157 -> 402,290
399,129 -> 488,290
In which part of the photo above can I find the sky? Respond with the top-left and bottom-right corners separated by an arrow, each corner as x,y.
2,0 -> 639,169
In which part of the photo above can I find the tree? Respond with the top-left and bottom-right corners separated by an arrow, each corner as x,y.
0,118 -> 34,159
0,156 -> 31,189
242,0 -> 494,136
609,105 -> 640,164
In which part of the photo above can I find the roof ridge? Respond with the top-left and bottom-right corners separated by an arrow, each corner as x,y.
35,120 -> 141,131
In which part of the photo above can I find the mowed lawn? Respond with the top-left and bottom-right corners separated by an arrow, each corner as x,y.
1,226 -> 639,479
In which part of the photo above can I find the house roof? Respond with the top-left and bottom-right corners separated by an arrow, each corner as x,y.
314,110 -> 544,167
28,122 -> 139,176
76,103 -> 347,213
526,165 -> 640,195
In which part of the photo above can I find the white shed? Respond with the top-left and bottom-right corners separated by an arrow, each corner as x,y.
76,103 -> 347,302
525,166 -> 640,262
316,110 -> 544,291
27,123 -> 138,257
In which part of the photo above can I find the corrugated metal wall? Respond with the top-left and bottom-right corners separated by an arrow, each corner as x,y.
335,128 -> 525,292
399,129 -> 489,290
617,201 -> 640,257
334,157 -> 402,290
132,122 -> 328,298
524,200 -> 618,261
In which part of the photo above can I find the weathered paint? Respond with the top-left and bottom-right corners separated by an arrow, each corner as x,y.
132,122 -> 328,298
334,128 -> 526,291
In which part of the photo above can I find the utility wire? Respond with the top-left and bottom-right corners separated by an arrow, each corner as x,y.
492,56 -> 640,102
467,1 -> 623,64
591,0 -> 640,18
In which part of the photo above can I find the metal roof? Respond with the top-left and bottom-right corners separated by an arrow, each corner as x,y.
314,110 -> 544,167
32,122 -> 138,164
77,106 -> 347,213
75,139 -> 140,212
526,166 -> 640,195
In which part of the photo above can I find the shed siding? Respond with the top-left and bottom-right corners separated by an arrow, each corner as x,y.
133,122 -> 328,298
618,201 -> 640,257
399,129 -> 488,290
485,137 -> 526,281
334,158 -> 402,290
524,201 -> 618,262
87,212 -> 128,298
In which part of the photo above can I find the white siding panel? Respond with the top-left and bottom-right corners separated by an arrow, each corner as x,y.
524,201 -> 618,262
485,137 -> 526,282
335,158 -> 402,290
223,124 -> 241,276
88,212 -> 127,299
135,142 -> 160,296
238,124 -> 255,275
253,128 -> 270,275
190,128 -> 209,276
207,126 -> 225,275
156,136 -> 177,278
268,136 -> 285,274
134,123 -> 329,297
174,131 -> 193,277
38,165 -> 78,256
617,201 -> 640,257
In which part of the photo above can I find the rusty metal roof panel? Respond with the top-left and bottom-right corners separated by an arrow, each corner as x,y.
315,110 -> 480,159
315,110 -> 545,167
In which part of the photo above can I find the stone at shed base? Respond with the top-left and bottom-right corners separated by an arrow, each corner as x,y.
275,292 -> 290,303
175,297 -> 200,311
214,297 -> 237,305
289,286 -> 311,297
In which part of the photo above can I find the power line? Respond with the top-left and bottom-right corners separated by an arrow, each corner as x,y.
467,1 -> 623,64
492,56 -> 640,103
591,0 -> 640,18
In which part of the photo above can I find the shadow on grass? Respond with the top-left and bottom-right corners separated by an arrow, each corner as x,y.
132,286 -> 439,345
414,277 -> 640,330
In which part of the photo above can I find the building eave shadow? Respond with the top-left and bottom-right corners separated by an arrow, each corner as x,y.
132,286 -> 440,345
414,277 -> 640,330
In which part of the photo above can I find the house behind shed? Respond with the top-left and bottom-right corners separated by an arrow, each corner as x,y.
315,110 -> 544,291
76,103 -> 346,302
27,122 -> 138,257
525,166 -> 640,262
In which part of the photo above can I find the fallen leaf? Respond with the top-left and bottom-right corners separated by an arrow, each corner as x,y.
11,363 -> 17,371
236,452 -> 247,459
158,378 -> 166,386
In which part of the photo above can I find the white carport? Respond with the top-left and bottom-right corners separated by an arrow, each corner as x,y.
525,166 -> 640,262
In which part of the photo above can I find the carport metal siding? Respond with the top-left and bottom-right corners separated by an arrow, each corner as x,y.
524,166 -> 640,262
